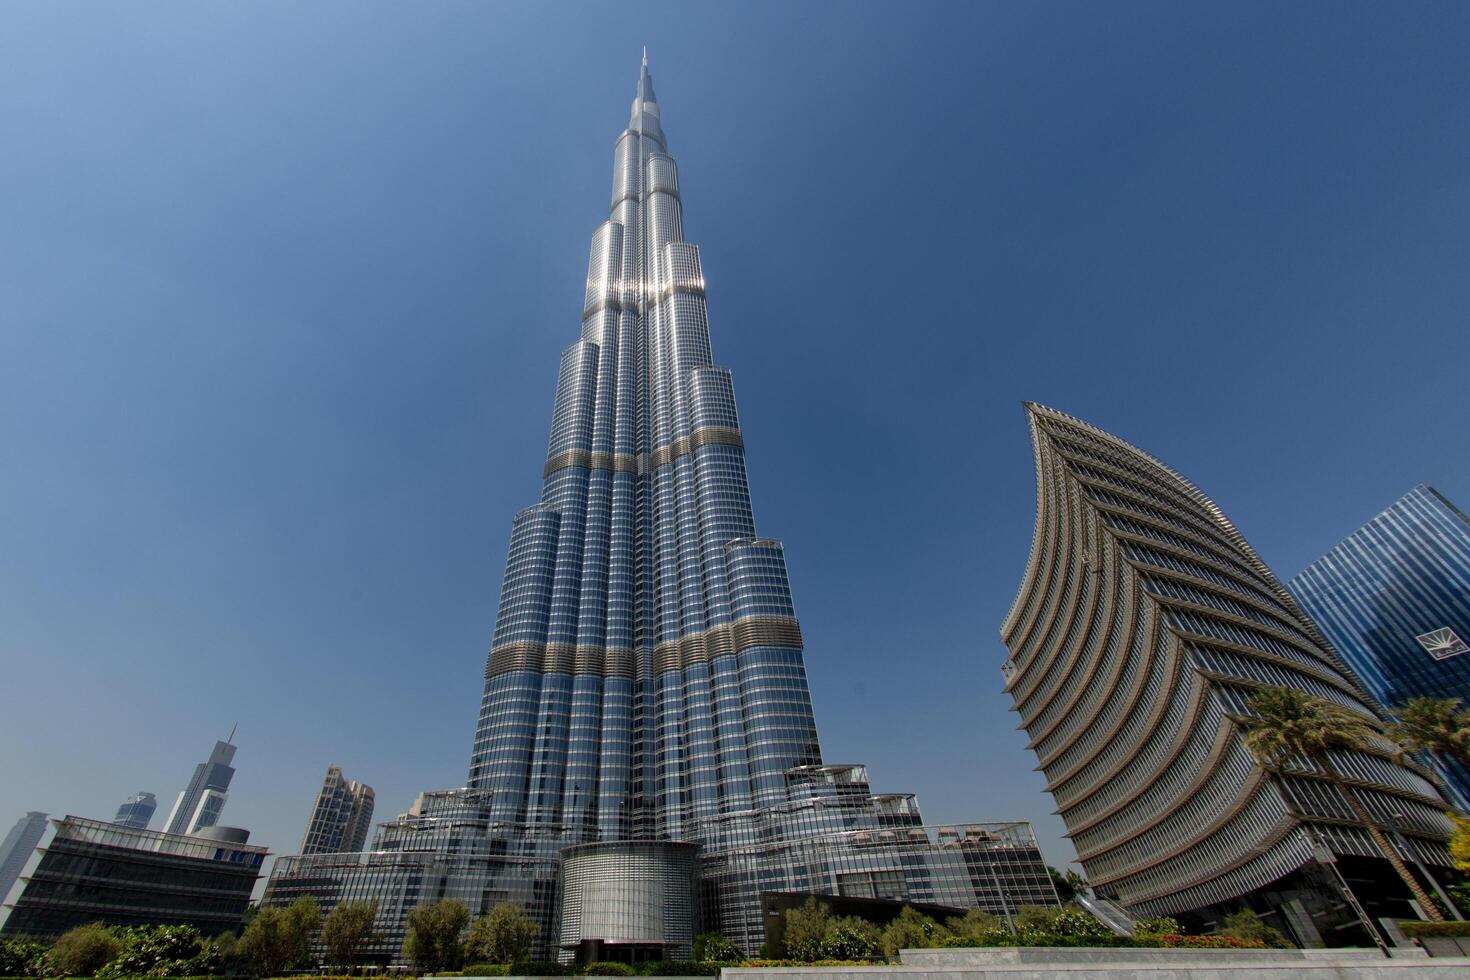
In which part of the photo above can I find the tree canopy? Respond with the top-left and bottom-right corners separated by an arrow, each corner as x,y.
322,899 -> 381,968
402,898 -> 471,973
240,896 -> 322,976
464,901 -> 538,965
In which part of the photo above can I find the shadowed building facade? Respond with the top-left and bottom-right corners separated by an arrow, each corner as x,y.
261,56 -> 1057,963
0,817 -> 264,939
1000,404 -> 1454,943
1288,485 -> 1470,807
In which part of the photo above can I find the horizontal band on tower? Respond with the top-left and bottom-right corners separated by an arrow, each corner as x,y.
659,280 -> 705,300
609,185 -> 680,211
484,613 -> 802,680
542,448 -> 640,478
582,295 -> 627,317
543,425 -> 744,479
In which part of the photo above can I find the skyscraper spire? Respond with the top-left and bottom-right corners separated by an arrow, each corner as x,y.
631,51 -> 659,137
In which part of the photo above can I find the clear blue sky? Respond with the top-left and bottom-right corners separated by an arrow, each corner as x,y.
2,1 -> 1468,882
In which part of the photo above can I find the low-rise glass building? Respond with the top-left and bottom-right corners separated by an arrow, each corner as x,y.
0,816 -> 266,939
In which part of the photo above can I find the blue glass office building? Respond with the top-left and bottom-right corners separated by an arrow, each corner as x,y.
1289,485 -> 1470,803
262,56 -> 1057,962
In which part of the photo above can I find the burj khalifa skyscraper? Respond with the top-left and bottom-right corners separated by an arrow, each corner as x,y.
262,55 -> 1055,963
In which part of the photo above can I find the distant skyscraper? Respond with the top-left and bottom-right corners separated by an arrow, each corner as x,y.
1001,404 -> 1454,943
113,792 -> 157,830
163,736 -> 237,836
0,812 -> 48,908
1289,485 -> 1470,804
300,766 -> 376,855
262,55 -> 1057,964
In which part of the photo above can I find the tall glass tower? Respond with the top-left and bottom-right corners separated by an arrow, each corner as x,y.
1289,485 -> 1470,805
262,57 -> 1058,964
469,49 -> 819,846
163,737 -> 237,837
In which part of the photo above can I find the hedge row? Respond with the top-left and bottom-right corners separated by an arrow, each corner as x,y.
1398,920 -> 1470,938
940,934 -> 1265,950
440,960 -> 879,978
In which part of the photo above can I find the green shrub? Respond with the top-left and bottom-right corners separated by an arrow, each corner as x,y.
778,897 -> 832,962
943,908 -> 1009,947
940,933 -> 1018,947
0,938 -> 50,978
880,908 -> 950,955
46,922 -> 122,977
636,962 -> 725,976
95,925 -> 216,978
1131,916 -> 1181,939
731,960 -> 885,968
510,960 -> 577,976
1399,920 -> 1470,938
1219,909 -> 1293,949
462,964 -> 513,976
690,932 -> 741,963
819,916 -> 881,960
1150,935 -> 1266,949
581,962 -> 634,976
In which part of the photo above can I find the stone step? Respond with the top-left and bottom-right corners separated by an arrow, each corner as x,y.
898,945 -> 1425,966
722,961 -> 1468,980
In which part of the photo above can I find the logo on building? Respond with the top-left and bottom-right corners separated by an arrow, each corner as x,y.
1415,627 -> 1469,661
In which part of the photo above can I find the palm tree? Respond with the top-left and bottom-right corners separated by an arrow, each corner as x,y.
1241,686 -> 1444,921
1389,696 -> 1470,769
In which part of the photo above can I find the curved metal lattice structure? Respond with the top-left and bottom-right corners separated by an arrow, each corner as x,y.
1001,403 -> 1453,918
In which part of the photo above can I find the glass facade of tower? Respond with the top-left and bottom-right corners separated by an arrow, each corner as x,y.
261,58 -> 1056,963
1000,404 -> 1454,939
1288,485 -> 1470,805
